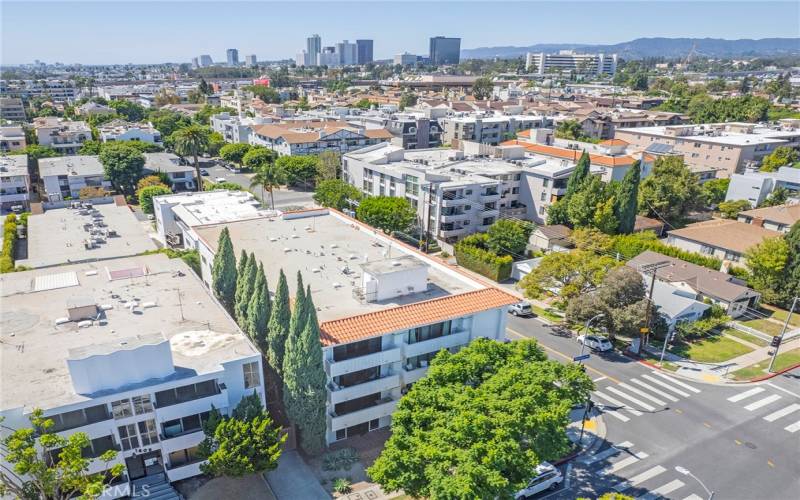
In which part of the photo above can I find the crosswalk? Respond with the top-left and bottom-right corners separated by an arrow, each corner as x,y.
592,371 -> 701,422
726,387 -> 800,434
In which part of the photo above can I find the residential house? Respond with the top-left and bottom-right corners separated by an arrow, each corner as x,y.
0,155 -> 30,211
250,121 -> 392,157
0,125 -> 27,152
737,203 -> 800,233
98,120 -> 162,145
39,155 -> 112,200
528,225 -> 573,251
725,166 -> 800,207
647,278 -> 711,334
76,101 -> 115,117
666,219 -> 782,263
143,153 -> 196,191
33,117 -> 92,154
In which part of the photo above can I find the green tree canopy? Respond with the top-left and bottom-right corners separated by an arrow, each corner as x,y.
212,227 -> 237,312
98,142 -> 145,195
249,158 -> 286,210
700,178 -> 730,207
356,196 -> 416,234
760,146 -> 799,172
519,250 -> 619,307
718,199 -> 751,219
614,160 -> 641,234
275,155 -> 320,188
745,237 -> 789,305
638,156 -> 701,225
247,262 -> 271,351
108,100 -> 147,122
267,269 -> 291,377
138,184 -> 172,214
566,151 -> 591,197
485,219 -> 534,257
171,124 -> 211,192
778,222 -> 800,307
313,179 -> 362,211
220,143 -> 253,166
316,151 -> 341,181
471,77 -> 494,100
234,251 -> 256,327
367,338 -> 593,499
147,109 -> 192,137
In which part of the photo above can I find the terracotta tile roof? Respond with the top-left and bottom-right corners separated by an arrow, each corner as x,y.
500,140 -> 638,168
319,288 -> 519,346
364,129 -> 393,139
600,139 -> 629,146
517,129 -> 532,138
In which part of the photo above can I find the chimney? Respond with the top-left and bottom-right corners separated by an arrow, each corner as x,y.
751,217 -> 764,227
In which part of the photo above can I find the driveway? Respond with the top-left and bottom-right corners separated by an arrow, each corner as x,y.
265,450 -> 329,500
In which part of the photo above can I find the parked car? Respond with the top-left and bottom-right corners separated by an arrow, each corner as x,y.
508,301 -> 535,317
214,177 -> 227,183
514,462 -> 563,498
200,169 -> 209,176
576,334 -> 613,352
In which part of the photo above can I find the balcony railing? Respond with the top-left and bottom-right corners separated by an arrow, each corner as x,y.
329,373 -> 401,405
329,397 -> 398,431
325,347 -> 402,378
404,329 -> 471,359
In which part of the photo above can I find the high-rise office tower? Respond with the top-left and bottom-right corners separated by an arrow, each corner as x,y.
336,40 -> 357,65
191,57 -> 200,69
226,48 -> 239,66
199,54 -> 213,67
306,34 -> 322,66
356,39 -> 374,65
429,36 -> 461,65
245,54 -> 258,67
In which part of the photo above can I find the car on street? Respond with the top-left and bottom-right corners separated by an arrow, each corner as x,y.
576,334 -> 613,352
215,177 -> 227,183
200,169 -> 209,176
514,462 -> 562,498
508,301 -> 535,317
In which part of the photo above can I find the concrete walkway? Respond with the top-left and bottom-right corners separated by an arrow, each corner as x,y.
722,332 -> 762,349
264,450 -> 329,500
723,335 -> 800,371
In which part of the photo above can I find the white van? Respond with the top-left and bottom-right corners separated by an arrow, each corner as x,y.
514,462 -> 563,498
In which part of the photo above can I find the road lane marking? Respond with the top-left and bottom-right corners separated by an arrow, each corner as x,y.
613,465 -> 666,492
617,441 -> 634,448
636,479 -> 685,500
651,371 -> 701,393
766,382 -> 800,399
594,391 -> 644,416
594,376 -> 608,382
675,408 -> 683,414
600,452 -> 649,475
630,378 -> 679,402
768,460 -> 775,468
735,439 -> 743,445
619,382 -> 667,406
607,386 -> 657,411
743,394 -> 782,411
784,420 -> 800,433
641,374 -> 690,397
683,495 -> 703,500
703,421 -> 712,428
728,387 -> 766,402
580,446 -> 621,465
764,403 -> 800,422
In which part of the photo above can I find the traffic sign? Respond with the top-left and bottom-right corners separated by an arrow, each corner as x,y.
573,354 -> 591,362
640,327 -> 650,333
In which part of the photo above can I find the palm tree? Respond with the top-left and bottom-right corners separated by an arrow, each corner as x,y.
250,162 -> 285,210
171,125 -> 210,192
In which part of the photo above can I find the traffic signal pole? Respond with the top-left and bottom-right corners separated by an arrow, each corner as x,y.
768,296 -> 798,373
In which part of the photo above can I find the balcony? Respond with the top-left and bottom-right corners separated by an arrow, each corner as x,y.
438,227 -> 467,239
404,329 -> 471,358
155,388 -> 228,422
329,373 -> 401,405
479,208 -> 499,218
402,365 -> 429,385
500,206 -> 527,217
330,397 -> 398,431
479,192 -> 501,202
440,211 -> 470,222
440,197 -> 467,207
326,347 -> 402,378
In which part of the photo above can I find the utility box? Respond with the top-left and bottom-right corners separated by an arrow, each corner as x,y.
67,296 -> 98,321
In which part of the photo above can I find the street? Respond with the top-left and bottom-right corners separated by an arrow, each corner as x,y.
506,314 -> 800,500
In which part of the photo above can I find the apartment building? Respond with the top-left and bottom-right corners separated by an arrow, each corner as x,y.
193,209 -> 517,444
0,79 -> 77,102
98,120 -> 162,145
143,153 -> 196,191
525,51 -> 618,76
0,155 -> 30,211
249,121 -> 392,156
209,112 -> 269,144
615,122 -> 800,178
39,155 -> 112,200
0,97 -> 26,121
0,253 -> 264,496
440,114 -> 553,146
574,107 -> 687,140
725,166 -> 800,207
33,117 -> 92,154
0,125 -> 27,152
76,101 -> 115,117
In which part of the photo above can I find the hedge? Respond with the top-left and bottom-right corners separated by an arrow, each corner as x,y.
2,214 -> 18,273
454,234 -> 513,282
611,233 -> 722,270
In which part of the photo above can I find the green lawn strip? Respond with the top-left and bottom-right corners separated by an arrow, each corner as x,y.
759,304 -> 800,328
668,335 -> 754,363
731,364 -> 767,381
739,318 -> 784,336
730,347 -> 800,381
772,347 -> 800,372
530,305 -> 564,323
722,328 -> 768,347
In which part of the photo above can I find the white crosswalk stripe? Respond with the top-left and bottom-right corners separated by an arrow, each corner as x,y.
763,403 -> 800,422
607,386 -> 657,412
683,494 -> 703,500
595,391 -> 644,416
650,371 -> 701,393
630,378 -> 679,402
743,394 -> 782,411
613,465 -> 666,492
581,446 -> 622,465
618,382 -> 667,406
784,420 -> 800,433
641,374 -> 691,398
600,451 -> 649,475
636,479 -> 685,500
728,387 -> 765,402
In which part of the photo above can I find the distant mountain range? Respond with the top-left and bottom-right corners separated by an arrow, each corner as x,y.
461,38 -> 800,60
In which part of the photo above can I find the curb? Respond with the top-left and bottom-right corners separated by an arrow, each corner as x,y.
556,410 -> 606,466
729,361 -> 800,384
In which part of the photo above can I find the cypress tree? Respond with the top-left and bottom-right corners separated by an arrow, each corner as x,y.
234,252 -> 255,327
212,227 -> 237,312
267,269 -> 291,377
247,262 -> 271,351
283,288 -> 327,454
283,271 -> 308,423
288,271 -> 308,341
614,160 -> 641,234
565,151 -> 591,197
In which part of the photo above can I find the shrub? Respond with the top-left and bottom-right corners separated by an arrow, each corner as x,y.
332,477 -> 352,494
138,184 -> 172,214
1,215 -> 19,273
322,448 -> 360,472
454,233 -> 513,281
610,232 -> 721,270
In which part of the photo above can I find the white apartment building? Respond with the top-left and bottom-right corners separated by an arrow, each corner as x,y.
39,155 -> 113,201
0,125 -> 27,152
98,120 -> 162,145
143,153 -> 196,191
525,51 -> 618,76
440,114 -> 554,146
0,154 -> 30,211
725,166 -> 800,207
0,97 -> 26,121
210,112 -> 270,144
33,117 -> 92,154
394,53 -> 418,66
0,253 -> 265,496
250,122 -> 392,157
192,209 -> 517,444
0,79 -> 77,102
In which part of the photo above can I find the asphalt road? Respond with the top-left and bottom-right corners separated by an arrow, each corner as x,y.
506,314 -> 800,500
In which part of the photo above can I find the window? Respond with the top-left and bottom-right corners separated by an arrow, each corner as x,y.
49,404 -> 111,432
155,381 -> 219,408
542,179 -> 549,188
118,424 -> 139,451
168,446 -> 201,469
540,192 -> 546,201
111,399 -> 133,419
82,435 -> 117,459
407,320 -> 452,344
243,361 -> 261,389
138,420 -> 158,446
132,395 -> 153,415
335,429 -> 347,441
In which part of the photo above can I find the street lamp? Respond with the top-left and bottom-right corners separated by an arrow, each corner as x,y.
675,466 -> 714,500
578,313 -> 605,363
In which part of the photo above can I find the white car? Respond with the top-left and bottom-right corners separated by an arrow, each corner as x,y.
577,334 -> 613,352
514,462 -> 563,498
508,301 -> 534,317
214,177 -> 227,183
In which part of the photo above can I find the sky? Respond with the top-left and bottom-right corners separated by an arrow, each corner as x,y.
2,1 -> 799,65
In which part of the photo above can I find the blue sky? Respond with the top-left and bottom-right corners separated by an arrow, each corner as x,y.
2,1 -> 798,65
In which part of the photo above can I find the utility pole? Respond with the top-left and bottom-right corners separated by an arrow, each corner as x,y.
768,296 -> 798,373
638,261 -> 671,355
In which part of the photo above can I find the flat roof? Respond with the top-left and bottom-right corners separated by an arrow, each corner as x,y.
0,253 -> 257,411
193,210 -> 486,324
39,155 -> 104,178
143,152 -> 194,174
0,155 -> 28,177
617,124 -> 799,146
17,203 -> 158,269
155,190 -> 277,227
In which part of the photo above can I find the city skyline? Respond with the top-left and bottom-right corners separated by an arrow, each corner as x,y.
2,1 -> 798,65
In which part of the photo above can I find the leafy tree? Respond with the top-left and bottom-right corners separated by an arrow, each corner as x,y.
249,160 -> 286,210
243,146 -> 275,170
234,251 -> 256,326
398,92 -> 417,110
207,131 -> 226,156
194,105 -> 236,126
485,219 -> 534,257
705,78 -> 728,93
700,178 -> 730,207
267,269 -> 291,377
471,77 -> 494,100
355,98 -> 372,110
275,155 -> 320,188
1,409 -> 125,499
566,151 -> 591,197
555,120 -> 591,142
78,140 -> 103,155
567,176 -> 607,228
627,71 -> 649,91
313,179 -> 362,211
171,124 -> 211,192
205,180 -> 244,191
108,100 -> 146,122
98,142 -> 145,195
638,157 -> 701,224
367,338 -> 593,499
212,227 -> 237,312
614,160 -> 641,234
718,199 -> 751,219
220,143 -> 253,166
198,78 -> 213,95
777,222 -> 800,307
78,186 -> 109,199
138,184 -> 172,214
686,94 -> 770,123
545,198 -> 570,226
519,250 -> 618,306
148,109 -> 191,137
247,262 -> 271,351
316,151 -> 341,181
356,196 -> 416,234
593,196 -> 619,235
570,227 -> 614,254
137,173 -> 171,192
759,187 -> 790,208
198,395 -> 284,478
244,85 -> 282,103
746,236 -> 790,304
760,146 -> 799,172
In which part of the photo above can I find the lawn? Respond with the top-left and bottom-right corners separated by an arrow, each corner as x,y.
731,347 -> 800,381
530,305 -> 564,323
760,304 -> 800,328
669,335 -> 754,363
739,318 -> 785,337
722,328 -> 768,347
